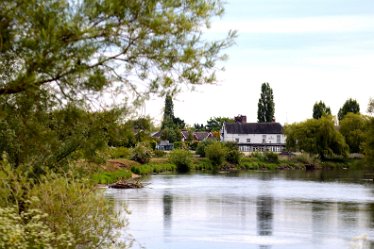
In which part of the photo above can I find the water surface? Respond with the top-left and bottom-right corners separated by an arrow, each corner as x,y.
106,170 -> 374,249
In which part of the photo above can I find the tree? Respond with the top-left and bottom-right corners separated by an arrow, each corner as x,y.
0,0 -> 235,103
313,101 -> 331,119
368,98 -> 374,115
257,83 -> 275,122
339,113 -> 368,153
160,95 -> 184,142
363,117 -> 374,161
206,117 -> 234,131
0,0 -> 234,168
338,98 -> 360,121
285,116 -> 348,160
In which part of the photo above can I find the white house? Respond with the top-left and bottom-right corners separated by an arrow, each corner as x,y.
220,121 -> 286,152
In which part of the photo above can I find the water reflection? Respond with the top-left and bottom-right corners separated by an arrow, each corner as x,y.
107,172 -> 374,249
163,191 -> 173,231
257,195 -> 273,249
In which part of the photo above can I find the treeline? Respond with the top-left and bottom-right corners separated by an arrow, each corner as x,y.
286,98 -> 374,161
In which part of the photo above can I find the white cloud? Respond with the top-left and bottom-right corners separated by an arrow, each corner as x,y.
208,15 -> 374,34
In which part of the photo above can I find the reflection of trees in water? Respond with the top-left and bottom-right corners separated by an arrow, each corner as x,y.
256,195 -> 273,249
163,192 -> 173,230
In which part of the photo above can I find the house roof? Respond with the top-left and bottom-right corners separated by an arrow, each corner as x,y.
224,122 -> 283,134
193,131 -> 212,141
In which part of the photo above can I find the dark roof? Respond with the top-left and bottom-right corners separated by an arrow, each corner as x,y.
224,122 -> 283,134
194,132 -> 212,141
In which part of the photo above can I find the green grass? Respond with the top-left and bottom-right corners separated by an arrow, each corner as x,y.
91,169 -> 132,184
131,163 -> 176,175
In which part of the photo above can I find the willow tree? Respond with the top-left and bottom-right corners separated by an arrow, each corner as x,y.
0,0 -> 235,167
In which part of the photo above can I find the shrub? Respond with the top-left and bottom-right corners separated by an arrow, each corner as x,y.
0,161 -> 128,249
195,140 -> 214,157
28,175 -> 128,248
173,141 -> 186,149
0,206 -> 74,248
153,150 -> 166,158
169,149 -> 193,172
264,152 -> 279,163
205,142 -> 227,167
189,141 -> 199,151
224,142 -> 241,164
226,149 -> 242,164
107,147 -> 131,159
193,158 -> 213,171
131,144 -> 152,164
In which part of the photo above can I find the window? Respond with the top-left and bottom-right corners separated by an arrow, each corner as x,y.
235,138 -> 239,143
262,135 -> 266,143
277,135 -> 281,143
246,138 -> 251,143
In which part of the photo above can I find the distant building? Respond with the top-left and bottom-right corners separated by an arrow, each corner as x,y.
220,120 -> 286,153
181,131 -> 214,142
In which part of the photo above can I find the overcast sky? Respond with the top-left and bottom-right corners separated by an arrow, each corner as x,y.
143,0 -> 374,126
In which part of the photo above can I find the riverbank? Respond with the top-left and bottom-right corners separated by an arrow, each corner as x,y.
89,153 -> 372,185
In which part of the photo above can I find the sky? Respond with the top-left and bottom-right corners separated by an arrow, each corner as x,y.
143,0 -> 374,126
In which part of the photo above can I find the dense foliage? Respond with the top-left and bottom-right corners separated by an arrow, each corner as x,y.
285,116 -> 348,160
338,98 -> 360,121
339,113 -> 368,153
0,0 -> 234,248
257,82 -> 275,123
312,101 -> 331,119
169,149 -> 193,172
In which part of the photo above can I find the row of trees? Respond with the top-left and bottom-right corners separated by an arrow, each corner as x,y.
287,99 -> 374,161
313,98 -> 361,120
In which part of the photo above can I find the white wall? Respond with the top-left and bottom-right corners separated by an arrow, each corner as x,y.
221,127 -> 286,144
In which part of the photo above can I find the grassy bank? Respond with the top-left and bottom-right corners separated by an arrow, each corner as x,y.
91,151 -> 371,182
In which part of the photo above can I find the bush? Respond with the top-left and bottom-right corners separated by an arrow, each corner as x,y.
28,175 -> 128,248
169,149 -> 193,172
226,149 -> 241,164
205,142 -> 227,167
0,161 -> 128,249
107,147 -> 131,159
131,144 -> 152,164
173,141 -> 186,150
193,158 -> 213,171
195,140 -> 214,157
189,141 -> 199,151
224,142 -> 241,164
264,152 -> 279,163
153,150 -> 166,158
0,207 -> 74,248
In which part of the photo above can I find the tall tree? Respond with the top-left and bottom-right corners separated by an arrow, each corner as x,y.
161,95 -> 175,129
338,98 -> 360,121
257,83 -> 275,122
313,101 -> 331,119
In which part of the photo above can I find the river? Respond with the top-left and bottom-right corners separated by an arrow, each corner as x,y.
105,170 -> 374,249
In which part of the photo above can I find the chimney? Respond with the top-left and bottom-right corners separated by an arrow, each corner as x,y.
235,115 -> 247,124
